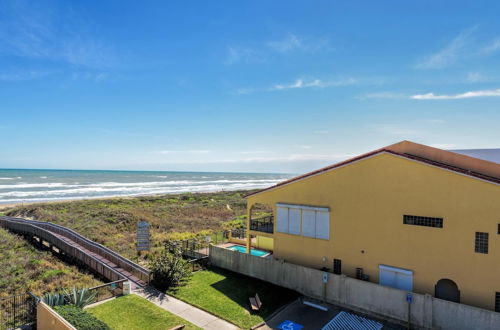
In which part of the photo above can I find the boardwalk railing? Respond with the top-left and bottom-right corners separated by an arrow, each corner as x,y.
0,216 -> 150,285
88,279 -> 127,303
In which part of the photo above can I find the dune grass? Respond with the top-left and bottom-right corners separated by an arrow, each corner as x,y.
87,294 -> 200,330
168,267 -> 299,329
0,227 -> 102,299
6,191 -> 251,260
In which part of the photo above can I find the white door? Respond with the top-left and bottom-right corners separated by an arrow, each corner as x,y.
379,265 -> 413,291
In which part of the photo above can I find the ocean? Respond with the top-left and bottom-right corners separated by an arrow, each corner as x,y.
0,169 -> 293,205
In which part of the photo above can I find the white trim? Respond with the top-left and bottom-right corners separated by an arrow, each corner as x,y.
276,203 -> 329,212
379,264 -> 413,275
247,151 -> 499,198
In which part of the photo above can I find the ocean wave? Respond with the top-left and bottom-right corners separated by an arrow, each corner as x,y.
0,179 -> 283,198
0,178 -> 15,180
0,182 -> 68,189
0,179 -> 283,190
0,181 -> 278,198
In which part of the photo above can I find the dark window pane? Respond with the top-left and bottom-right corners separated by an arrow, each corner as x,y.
403,215 -> 443,228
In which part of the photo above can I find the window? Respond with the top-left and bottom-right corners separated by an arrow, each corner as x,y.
496,292 -> 500,312
498,224 -> 500,235
276,203 -> 330,240
475,232 -> 489,254
403,215 -> 443,228
333,259 -> 342,275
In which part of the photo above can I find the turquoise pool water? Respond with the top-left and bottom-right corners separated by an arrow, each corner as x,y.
227,245 -> 269,257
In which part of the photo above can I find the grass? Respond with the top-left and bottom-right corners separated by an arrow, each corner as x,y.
5,191 -> 253,261
87,294 -> 200,330
0,227 -> 102,299
168,267 -> 299,329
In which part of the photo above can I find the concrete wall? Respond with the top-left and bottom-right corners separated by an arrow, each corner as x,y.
37,302 -> 76,330
210,245 -> 500,330
246,152 -> 500,310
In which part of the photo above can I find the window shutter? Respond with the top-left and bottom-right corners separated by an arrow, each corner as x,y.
289,208 -> 302,235
315,211 -> 330,240
302,210 -> 316,237
276,207 -> 289,233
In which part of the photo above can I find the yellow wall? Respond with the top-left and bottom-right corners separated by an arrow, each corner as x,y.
247,152 -> 500,310
37,302 -> 76,330
255,236 -> 274,251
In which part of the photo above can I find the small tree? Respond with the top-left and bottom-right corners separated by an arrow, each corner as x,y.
149,241 -> 191,291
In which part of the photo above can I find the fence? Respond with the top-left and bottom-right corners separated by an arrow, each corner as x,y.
249,215 -> 274,233
88,279 -> 127,304
209,245 -> 500,330
0,292 -> 38,330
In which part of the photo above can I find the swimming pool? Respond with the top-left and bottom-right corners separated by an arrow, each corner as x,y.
227,244 -> 270,257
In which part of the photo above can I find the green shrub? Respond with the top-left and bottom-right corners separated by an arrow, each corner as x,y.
149,241 -> 191,291
54,305 -> 110,330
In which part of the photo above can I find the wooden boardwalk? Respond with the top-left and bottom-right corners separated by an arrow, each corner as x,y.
0,216 -> 150,288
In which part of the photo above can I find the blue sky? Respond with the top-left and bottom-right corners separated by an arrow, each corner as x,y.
1,0 -> 499,173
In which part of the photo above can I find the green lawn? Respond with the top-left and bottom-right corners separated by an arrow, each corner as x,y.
87,294 -> 200,330
168,267 -> 299,329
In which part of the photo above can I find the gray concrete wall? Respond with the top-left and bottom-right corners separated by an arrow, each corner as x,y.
209,245 -> 500,330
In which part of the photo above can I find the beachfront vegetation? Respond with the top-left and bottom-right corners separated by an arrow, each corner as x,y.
87,294 -> 200,330
5,191 -> 252,260
167,267 -> 299,329
150,241 -> 192,290
54,305 -> 110,330
0,227 -> 102,299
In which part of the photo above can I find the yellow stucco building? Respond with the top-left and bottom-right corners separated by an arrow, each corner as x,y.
245,141 -> 500,311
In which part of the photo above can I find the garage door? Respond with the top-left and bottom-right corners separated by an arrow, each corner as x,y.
379,265 -> 413,291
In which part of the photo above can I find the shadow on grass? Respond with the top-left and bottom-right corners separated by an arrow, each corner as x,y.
208,267 -> 300,318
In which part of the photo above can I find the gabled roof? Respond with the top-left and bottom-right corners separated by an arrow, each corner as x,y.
246,141 -> 500,198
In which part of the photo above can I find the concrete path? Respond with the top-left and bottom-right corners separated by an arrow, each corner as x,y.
134,286 -> 238,330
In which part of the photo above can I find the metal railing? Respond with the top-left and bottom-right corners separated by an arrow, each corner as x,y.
0,216 -> 149,284
0,292 -> 38,330
4,216 -> 150,283
88,279 -> 127,303
250,215 -> 274,233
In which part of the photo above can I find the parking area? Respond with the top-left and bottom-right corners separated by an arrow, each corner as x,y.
260,298 -> 407,330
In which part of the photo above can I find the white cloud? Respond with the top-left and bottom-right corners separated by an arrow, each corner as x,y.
226,33 -> 331,65
482,38 -> 500,54
0,1 -> 113,68
0,70 -> 52,81
156,150 -> 212,155
411,88 -> 500,100
466,72 -> 484,83
416,27 -> 476,69
224,47 -> 264,65
267,33 -> 331,53
271,77 -> 357,91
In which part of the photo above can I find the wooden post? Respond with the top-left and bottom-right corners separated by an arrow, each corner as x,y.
246,206 -> 252,254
